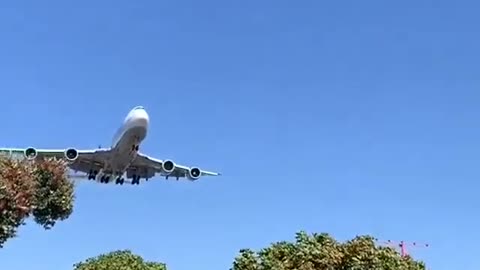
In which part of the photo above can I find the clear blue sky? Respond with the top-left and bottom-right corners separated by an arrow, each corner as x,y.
0,1 -> 478,269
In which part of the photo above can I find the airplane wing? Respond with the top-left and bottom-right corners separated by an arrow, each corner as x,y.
127,152 -> 221,181
0,147 -> 220,182
0,147 -> 111,176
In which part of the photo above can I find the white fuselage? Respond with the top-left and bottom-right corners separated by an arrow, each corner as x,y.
101,106 -> 150,177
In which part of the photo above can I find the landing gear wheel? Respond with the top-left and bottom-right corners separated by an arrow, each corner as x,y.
115,177 -> 124,185
131,175 -> 141,185
88,170 -> 98,180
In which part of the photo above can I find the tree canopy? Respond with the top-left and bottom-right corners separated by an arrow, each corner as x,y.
231,231 -> 426,270
72,231 -> 427,270
0,156 -> 74,247
73,250 -> 167,270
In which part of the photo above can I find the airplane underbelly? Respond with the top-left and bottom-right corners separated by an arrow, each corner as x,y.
109,127 -> 143,174
111,143 -> 137,171
110,150 -> 135,171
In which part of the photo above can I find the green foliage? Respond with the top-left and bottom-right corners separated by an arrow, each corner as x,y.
0,157 -> 74,247
73,250 -> 167,270
31,159 -> 74,229
232,231 -> 426,270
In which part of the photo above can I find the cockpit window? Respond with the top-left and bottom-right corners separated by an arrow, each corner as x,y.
133,106 -> 144,110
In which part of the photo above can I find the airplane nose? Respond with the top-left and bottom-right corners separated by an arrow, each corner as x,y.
135,109 -> 149,127
127,108 -> 149,128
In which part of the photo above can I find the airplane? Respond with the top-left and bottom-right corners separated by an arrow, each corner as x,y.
0,106 -> 221,185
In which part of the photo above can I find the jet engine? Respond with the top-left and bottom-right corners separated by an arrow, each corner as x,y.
187,167 -> 201,181
64,148 -> 79,161
162,160 -> 175,174
24,147 -> 37,160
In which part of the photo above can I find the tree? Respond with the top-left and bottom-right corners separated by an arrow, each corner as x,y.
73,232 -> 426,270
0,156 -> 74,247
72,250 -> 167,270
231,231 -> 427,270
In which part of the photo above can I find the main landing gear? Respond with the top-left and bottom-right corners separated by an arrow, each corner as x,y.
87,170 -> 98,180
131,175 -> 141,185
87,170 -> 125,185
114,176 -> 124,185
101,175 -> 125,185
88,170 -> 142,186
100,175 -> 110,183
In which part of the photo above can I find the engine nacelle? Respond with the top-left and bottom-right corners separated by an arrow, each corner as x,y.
24,147 -> 37,160
162,160 -> 175,174
64,148 -> 79,161
188,167 -> 201,181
